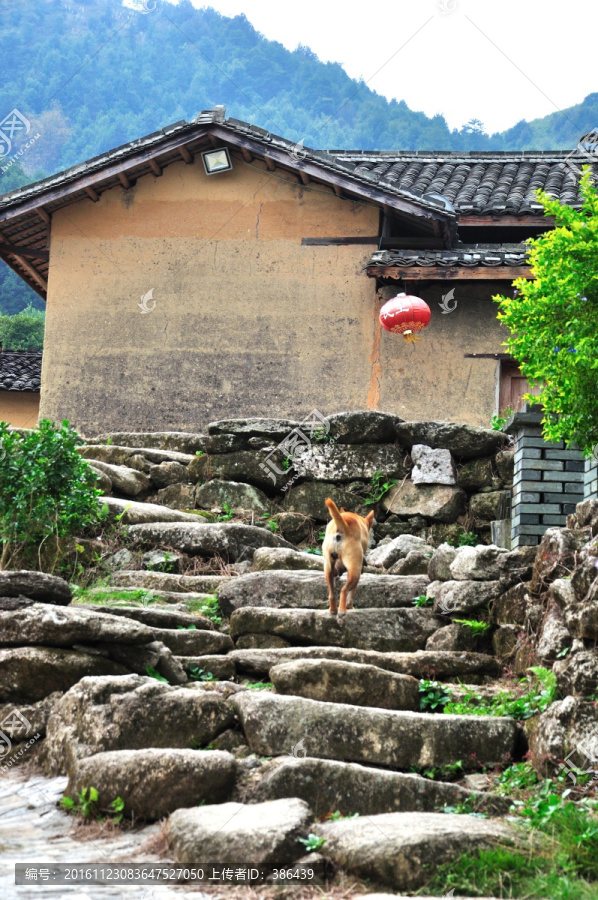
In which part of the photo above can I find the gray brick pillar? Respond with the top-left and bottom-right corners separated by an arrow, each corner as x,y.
506,405 -> 585,547
585,456 -> 598,500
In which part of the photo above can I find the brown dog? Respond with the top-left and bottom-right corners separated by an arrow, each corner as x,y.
323,498 -> 374,617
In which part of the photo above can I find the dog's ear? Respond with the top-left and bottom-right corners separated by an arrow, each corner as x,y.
365,510 -> 375,529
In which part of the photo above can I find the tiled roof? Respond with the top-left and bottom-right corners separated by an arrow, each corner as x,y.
368,244 -> 528,268
328,151 -> 596,216
0,351 -> 42,391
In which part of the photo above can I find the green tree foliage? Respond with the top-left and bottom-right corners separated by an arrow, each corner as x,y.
494,168 -> 598,455
0,305 -> 45,349
0,420 -> 101,570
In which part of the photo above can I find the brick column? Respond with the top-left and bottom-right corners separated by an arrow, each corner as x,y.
506,405 -> 585,547
585,456 -> 598,500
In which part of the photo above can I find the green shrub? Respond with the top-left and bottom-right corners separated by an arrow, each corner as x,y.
0,419 -> 102,570
419,679 -> 452,712
0,305 -> 45,350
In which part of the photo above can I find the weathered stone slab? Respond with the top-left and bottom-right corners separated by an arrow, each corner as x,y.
0,692 -> 62,740
425,623 -> 479,652
218,571 -> 430,616
0,604 -> 154,648
551,576 -> 598,641
427,543 -> 458,581
253,757 -> 509,817
0,647 -> 128,703
470,490 -> 511,521
79,603 -> 214,631
383,482 -> 466,523
0,570 -> 71,605
92,432 -> 208,453
395,422 -> 508,459
100,497 -> 200,524
526,696 -> 598,776
81,445 -> 194,465
314,811 -> 519,892
147,627 -> 233,656
270,659 -> 419,710
434,580 -> 501,616
449,545 -> 508,581
177,655 -> 236,681
284,481 -> 369,520
229,646 -> 501,680
297,443 -> 407,483
253,547 -> 324,572
327,411 -> 402,444
411,444 -> 456,485
195,480 -> 272,515
229,607 -> 441,652
85,459 -> 150,497
127,522 -> 294,562
232,692 -> 518,770
110,570 -> 230,594
43,674 -> 235,775
166,797 -> 312,867
67,749 -> 237,820
208,418 -> 300,440
366,535 -> 431,569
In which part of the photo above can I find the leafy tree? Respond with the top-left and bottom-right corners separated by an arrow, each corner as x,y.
0,419 -> 102,570
494,168 -> 598,455
0,305 -> 45,350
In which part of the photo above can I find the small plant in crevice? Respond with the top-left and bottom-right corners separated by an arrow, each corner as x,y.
145,665 -> 168,683
185,595 -> 223,626
245,681 -> 274,690
60,787 -> 125,824
321,810 -> 360,822
453,618 -> 491,636
188,666 -> 217,682
444,666 -> 557,721
457,529 -> 479,547
364,469 -> 398,506
412,594 -> 433,607
298,833 -> 326,852
216,502 -> 235,522
419,679 -> 452,712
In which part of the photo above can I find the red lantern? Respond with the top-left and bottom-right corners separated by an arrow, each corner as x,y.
379,292 -> 431,344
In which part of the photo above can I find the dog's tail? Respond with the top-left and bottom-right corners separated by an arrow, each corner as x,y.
325,498 -> 346,533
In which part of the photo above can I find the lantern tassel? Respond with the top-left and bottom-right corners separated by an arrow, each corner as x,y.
402,331 -> 422,344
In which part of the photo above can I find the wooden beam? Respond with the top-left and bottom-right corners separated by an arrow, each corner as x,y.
118,172 -> 132,189
0,251 -> 46,299
85,186 -> 100,202
149,159 -> 162,176
264,157 -> 276,172
333,185 -> 344,199
302,236 -> 379,246
0,241 -> 49,260
3,253 -> 48,291
179,145 -> 193,164
299,171 -> 310,185
35,207 -> 50,224
208,134 -> 219,148
459,215 -> 553,227
241,148 -> 253,163
367,265 -> 533,281
379,237 -> 445,249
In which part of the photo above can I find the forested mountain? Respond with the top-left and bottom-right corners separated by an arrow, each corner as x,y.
1,0 -> 597,314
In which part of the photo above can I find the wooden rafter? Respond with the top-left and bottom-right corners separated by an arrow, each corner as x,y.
264,157 -> 276,172
241,148 -> 252,163
0,241 -> 48,260
299,171 -> 310,186
179,145 -> 193,164
149,159 -> 162,176
35,206 -> 50,224
118,172 -> 132,189
459,215 -> 553,227
86,186 -> 100,202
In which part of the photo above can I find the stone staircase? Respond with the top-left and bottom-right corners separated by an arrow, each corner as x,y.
0,421 -> 535,897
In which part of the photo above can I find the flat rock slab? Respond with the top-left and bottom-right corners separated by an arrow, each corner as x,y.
93,431 -> 208,454
196,480 -> 272,515
229,646 -> 501,680
81,444 -> 194,465
395,421 -> 508,459
100,497 -> 200,524
296,443 -> 407,483
232,691 -> 518,770
78,603 -> 214,630
111,570 -> 230,593
366,535 -> 431,569
0,570 -> 71,605
326,411 -> 402,444
229,607 -> 442,652
67,749 -> 237,821
43,674 -> 235,775
88,459 -> 151,496
86,588 -> 218,607
166,797 -> 312,867
434,580 -> 501,616
219,572 -> 430,616
177,655 -> 236,680
253,757 -> 509,818
253,547 -> 325,572
315,811 -> 519,892
383,481 -> 467,523
0,647 -> 129,703
270,659 -> 420,710
0,604 -> 154,648
147,627 -> 233,656
127,522 -> 294,562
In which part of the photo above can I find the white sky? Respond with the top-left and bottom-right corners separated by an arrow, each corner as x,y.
181,0 -> 598,135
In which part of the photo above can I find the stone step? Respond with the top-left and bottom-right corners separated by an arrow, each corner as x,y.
127,522 -> 295,562
99,497 -> 200,524
229,606 -> 443,652
91,431 -> 207,454
269,659 -> 420,710
84,587 -> 219,607
110,570 -> 231,593
81,444 -> 194,465
232,691 -> 518,771
77,602 -> 215,631
0,646 -> 129,703
228,646 -> 501,681
218,571 -> 430,616
252,756 -> 509,817
314,811 -> 520,893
